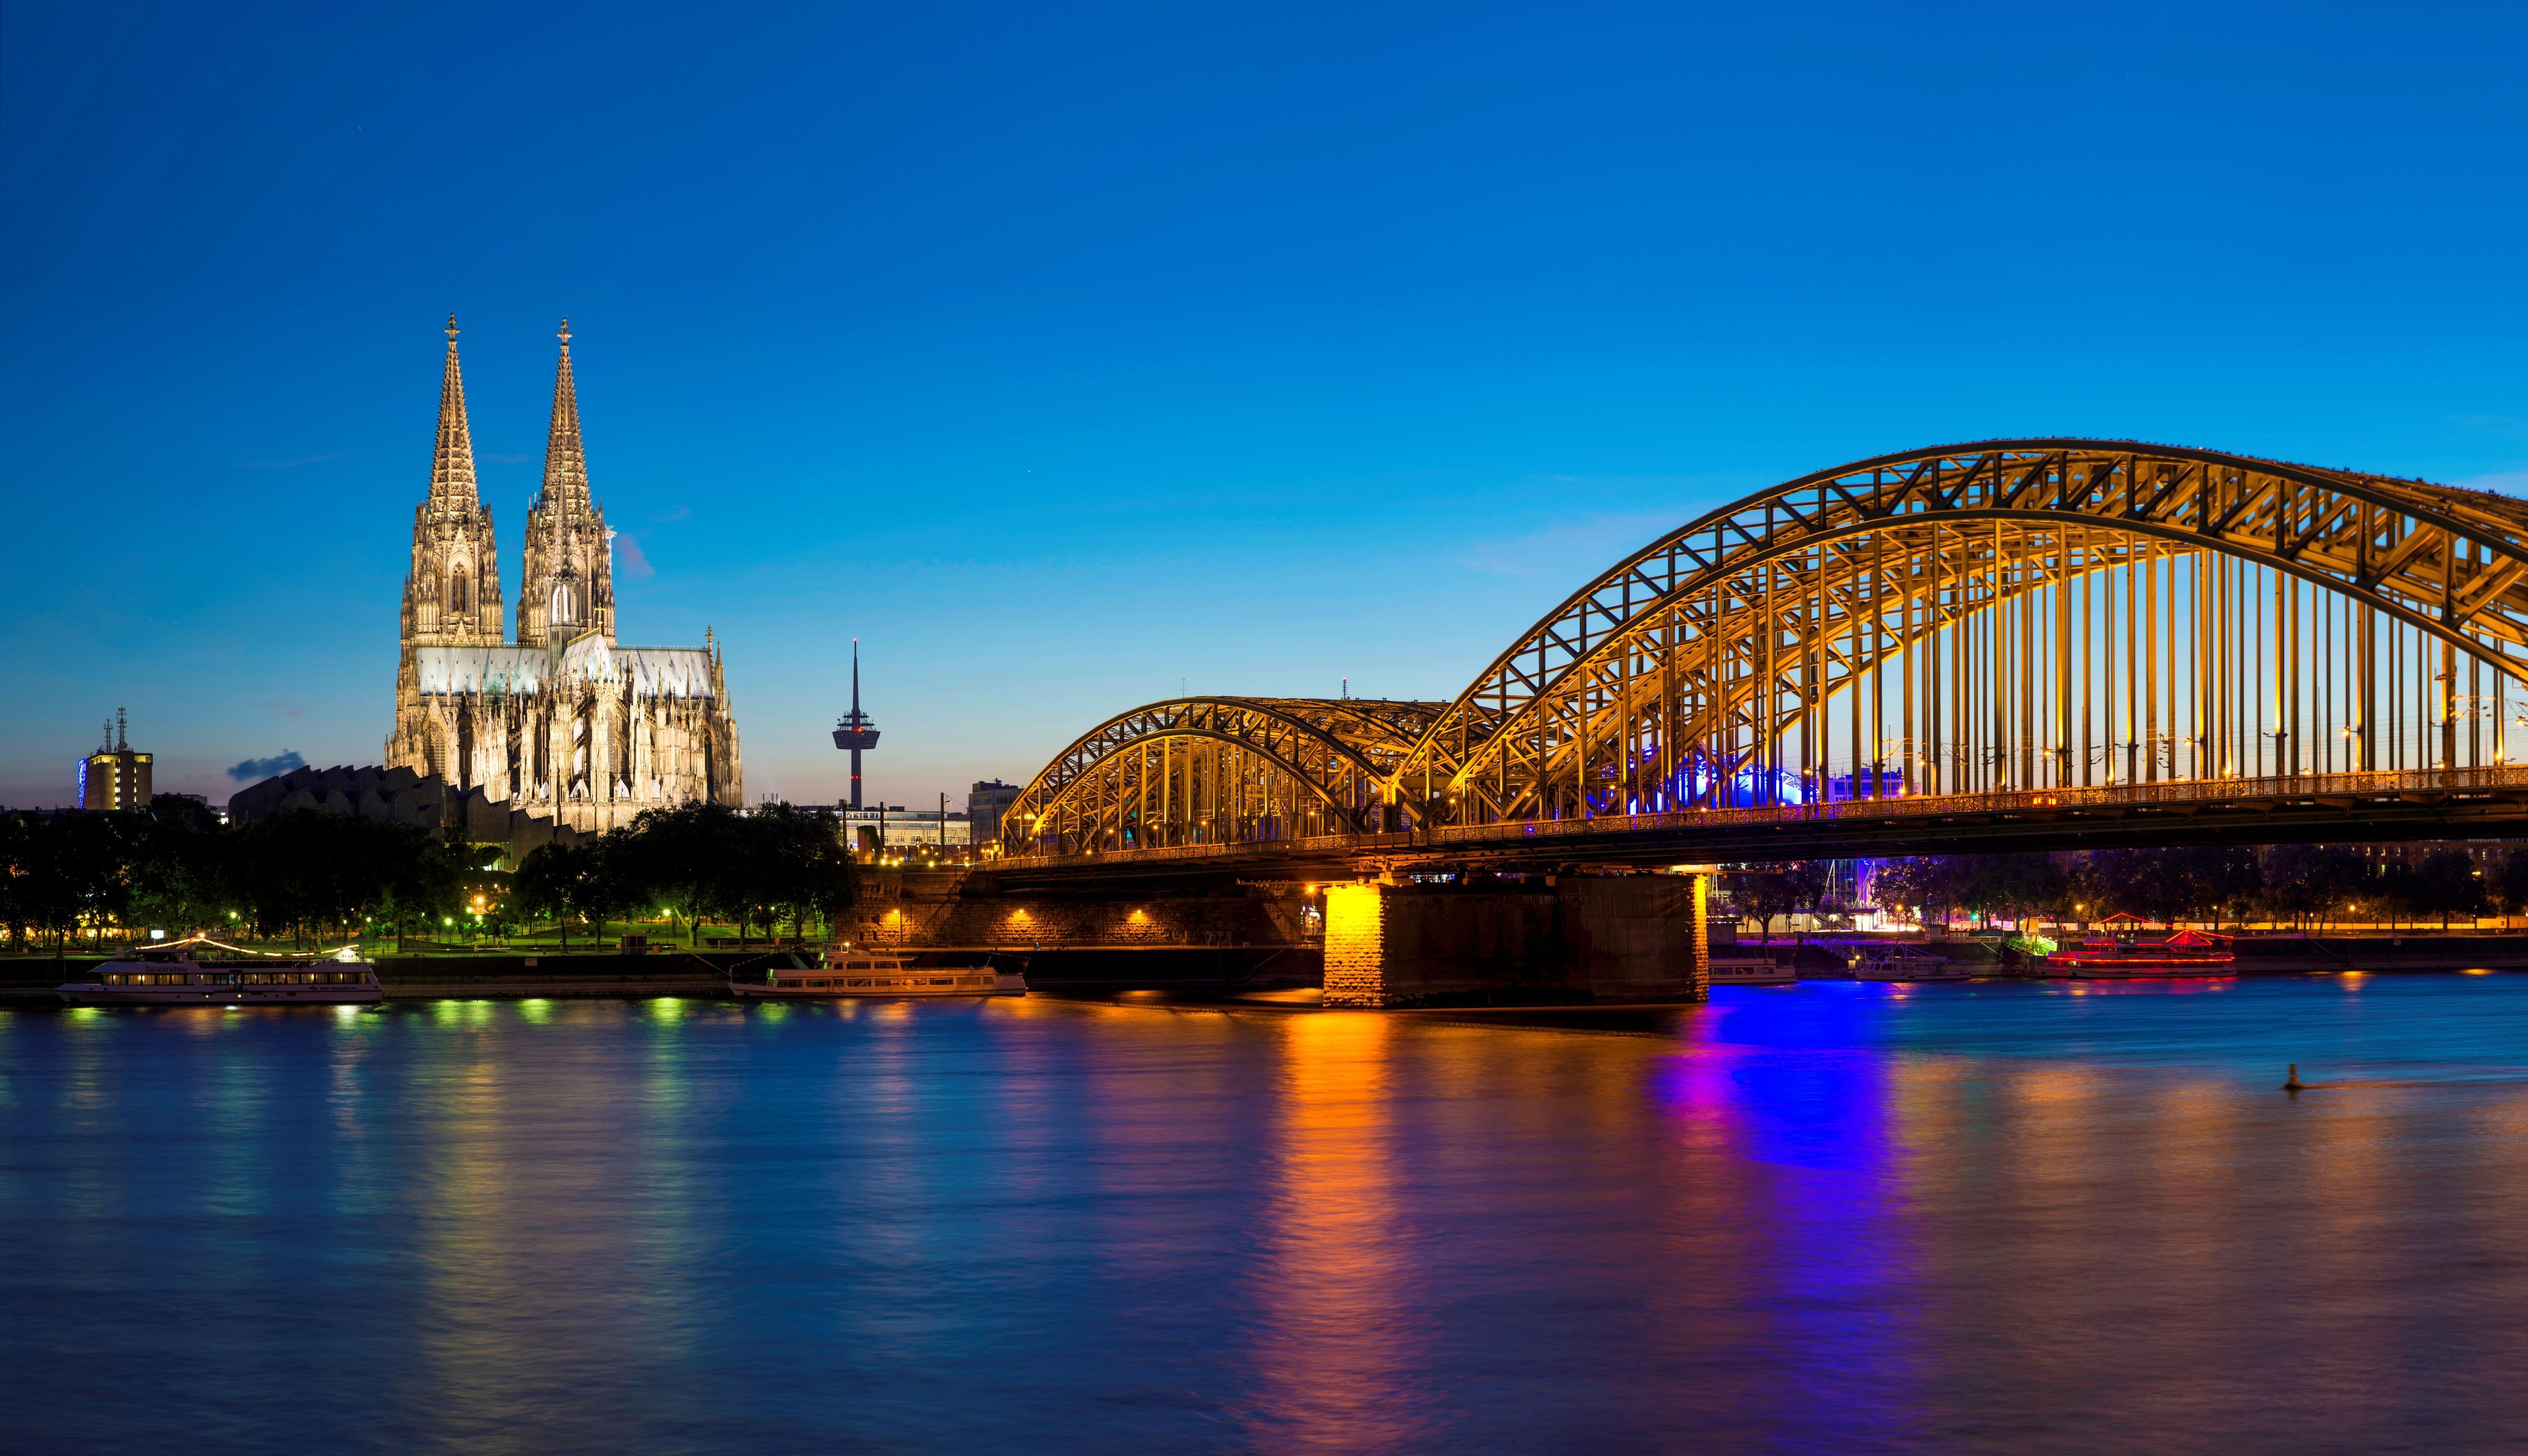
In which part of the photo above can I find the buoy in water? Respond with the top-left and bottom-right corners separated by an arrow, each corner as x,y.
2283,1063 -> 2306,1092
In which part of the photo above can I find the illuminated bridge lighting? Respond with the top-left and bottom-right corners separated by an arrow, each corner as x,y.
997,440 -> 2528,864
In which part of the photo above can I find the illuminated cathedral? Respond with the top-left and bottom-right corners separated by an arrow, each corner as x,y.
385,318 -> 743,833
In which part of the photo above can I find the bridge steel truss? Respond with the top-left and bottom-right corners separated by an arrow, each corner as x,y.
1003,696 -> 1443,855
1002,440 -> 2528,859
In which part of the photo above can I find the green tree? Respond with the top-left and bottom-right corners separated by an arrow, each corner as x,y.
125,805 -> 227,936
613,801 -> 748,945
2406,848 -> 2486,929
2179,846 -> 2263,926
1864,857 -> 1967,930
0,812 -> 33,952
1781,861 -> 1832,939
750,803 -> 858,944
514,841 -> 622,950
1959,853 -> 2064,928
1725,868 -> 1797,941
16,812 -> 133,954
2498,848 -> 2528,920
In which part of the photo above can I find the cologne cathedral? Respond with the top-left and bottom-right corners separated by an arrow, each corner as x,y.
384,318 -> 743,833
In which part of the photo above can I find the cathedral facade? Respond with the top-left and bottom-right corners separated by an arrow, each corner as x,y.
386,318 -> 742,833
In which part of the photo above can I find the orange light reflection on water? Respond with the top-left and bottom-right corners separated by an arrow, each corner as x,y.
1241,1011 -> 1431,1455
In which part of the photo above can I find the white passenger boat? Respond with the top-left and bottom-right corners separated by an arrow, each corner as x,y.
733,951 -> 1027,999
1851,949 -> 1971,982
59,941 -> 383,1006
1708,954 -> 1798,985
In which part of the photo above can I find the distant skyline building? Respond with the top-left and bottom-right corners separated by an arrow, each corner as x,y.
77,709 -> 151,811
838,804 -> 968,851
832,638 -> 880,809
967,779 -> 1021,841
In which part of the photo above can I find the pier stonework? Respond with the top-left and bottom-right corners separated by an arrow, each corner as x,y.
1319,874 -> 1711,1008
1322,883 -> 1392,1006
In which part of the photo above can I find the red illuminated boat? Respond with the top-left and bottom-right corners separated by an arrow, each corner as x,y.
2050,915 -> 2235,977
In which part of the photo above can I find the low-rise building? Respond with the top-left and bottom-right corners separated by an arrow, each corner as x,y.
839,805 -> 971,851
228,763 -> 589,866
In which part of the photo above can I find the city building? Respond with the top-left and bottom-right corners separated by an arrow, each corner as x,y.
233,764 -> 456,831
968,779 -> 1021,840
76,709 -> 151,811
384,318 -> 743,834
229,762 -> 591,864
839,805 -> 971,851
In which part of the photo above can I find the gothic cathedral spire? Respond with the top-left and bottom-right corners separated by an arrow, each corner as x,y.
517,319 -> 614,645
541,317 -> 590,503
389,315 -> 505,784
429,314 -> 481,506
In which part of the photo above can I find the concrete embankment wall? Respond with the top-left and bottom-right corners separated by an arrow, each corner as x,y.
850,878 -> 1313,952
371,952 -> 744,999
844,869 -> 1321,987
0,950 -> 765,1003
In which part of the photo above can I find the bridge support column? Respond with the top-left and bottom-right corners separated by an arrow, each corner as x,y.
1321,874 -> 1711,1008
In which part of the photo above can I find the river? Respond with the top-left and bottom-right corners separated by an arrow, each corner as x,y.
4,974 -> 2524,1453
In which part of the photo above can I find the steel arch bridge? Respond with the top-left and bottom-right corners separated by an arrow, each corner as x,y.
1000,440 -> 2528,867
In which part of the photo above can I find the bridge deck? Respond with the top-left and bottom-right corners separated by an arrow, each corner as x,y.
991,764 -> 2528,885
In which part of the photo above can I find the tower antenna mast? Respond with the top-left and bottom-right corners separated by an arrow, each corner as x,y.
832,638 -> 880,810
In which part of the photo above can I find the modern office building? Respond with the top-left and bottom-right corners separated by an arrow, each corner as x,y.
77,709 -> 151,811
838,805 -> 971,851
967,779 -> 1022,841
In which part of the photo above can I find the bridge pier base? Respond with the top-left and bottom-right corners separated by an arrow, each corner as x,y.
1322,873 -> 1710,1008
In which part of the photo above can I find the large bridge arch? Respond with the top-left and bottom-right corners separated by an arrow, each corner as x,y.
1388,440 -> 2528,826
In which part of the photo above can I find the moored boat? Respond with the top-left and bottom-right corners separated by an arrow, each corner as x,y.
733,951 -> 1027,999
1851,949 -> 1971,982
1708,954 -> 1798,985
2053,922 -> 2235,977
59,940 -> 383,1006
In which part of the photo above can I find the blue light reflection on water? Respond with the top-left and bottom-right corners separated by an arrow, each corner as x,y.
2,977 -> 2526,1454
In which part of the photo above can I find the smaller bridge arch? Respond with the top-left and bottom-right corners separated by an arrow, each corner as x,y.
999,697 -> 1440,856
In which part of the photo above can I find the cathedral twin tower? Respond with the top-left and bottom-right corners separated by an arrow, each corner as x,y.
386,318 -> 742,831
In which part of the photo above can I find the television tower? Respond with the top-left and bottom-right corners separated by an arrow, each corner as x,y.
832,638 -> 880,809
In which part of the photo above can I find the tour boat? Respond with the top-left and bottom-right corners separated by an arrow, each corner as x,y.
59,941 -> 384,1006
1851,949 -> 1971,982
1707,954 -> 1798,986
2051,923 -> 2235,977
732,951 -> 1027,1000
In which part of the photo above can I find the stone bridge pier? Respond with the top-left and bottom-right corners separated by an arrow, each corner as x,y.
871,866 -> 1713,1005
1322,873 -> 1710,1008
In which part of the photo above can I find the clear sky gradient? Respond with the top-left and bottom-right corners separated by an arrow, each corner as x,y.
3,2 -> 2522,810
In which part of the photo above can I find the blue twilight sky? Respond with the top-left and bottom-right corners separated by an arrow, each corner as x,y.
2,2 -> 2523,809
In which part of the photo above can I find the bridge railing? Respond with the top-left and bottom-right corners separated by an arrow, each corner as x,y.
1431,762 -> 2528,844
995,763 -> 2528,869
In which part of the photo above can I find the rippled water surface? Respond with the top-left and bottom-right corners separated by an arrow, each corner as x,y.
6,975 -> 2527,1454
